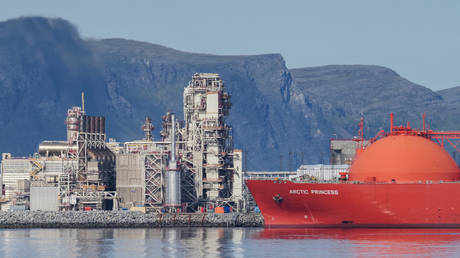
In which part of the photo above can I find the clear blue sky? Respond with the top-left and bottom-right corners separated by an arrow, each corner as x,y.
2,0 -> 460,90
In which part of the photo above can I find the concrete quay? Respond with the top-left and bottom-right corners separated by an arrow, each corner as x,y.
0,211 -> 264,228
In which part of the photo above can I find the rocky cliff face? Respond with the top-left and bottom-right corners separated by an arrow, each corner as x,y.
89,38 -> 315,170
290,65 -> 446,138
0,17 -> 458,170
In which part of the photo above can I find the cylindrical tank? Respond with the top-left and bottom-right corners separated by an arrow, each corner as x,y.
90,116 -> 95,133
165,113 -> 180,207
93,116 -> 97,133
349,135 -> 460,182
38,141 -> 77,156
66,116 -> 79,131
83,115 -> 89,132
95,116 -> 100,133
80,115 -> 86,132
165,170 -> 181,207
100,117 -> 105,134
66,113 -> 79,142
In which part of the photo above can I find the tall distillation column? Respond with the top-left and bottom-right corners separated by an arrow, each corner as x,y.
165,113 -> 181,211
142,117 -> 155,141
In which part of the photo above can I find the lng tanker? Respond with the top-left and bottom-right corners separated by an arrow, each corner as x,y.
246,114 -> 460,227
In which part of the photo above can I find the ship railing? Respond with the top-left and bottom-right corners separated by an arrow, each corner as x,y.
289,174 -> 342,183
291,164 -> 349,182
244,175 -> 293,180
244,171 -> 295,180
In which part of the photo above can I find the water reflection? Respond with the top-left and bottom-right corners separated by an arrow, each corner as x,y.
1,227 -> 460,257
0,228 -> 254,258
256,228 -> 460,257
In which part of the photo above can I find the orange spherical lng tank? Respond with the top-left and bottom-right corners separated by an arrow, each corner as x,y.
349,135 -> 460,182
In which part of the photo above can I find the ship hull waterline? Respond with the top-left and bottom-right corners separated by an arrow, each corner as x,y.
246,180 -> 460,228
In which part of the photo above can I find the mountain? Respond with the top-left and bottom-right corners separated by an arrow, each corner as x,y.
88,38 -> 325,170
434,86 -> 460,130
437,86 -> 460,104
0,16 -> 459,170
0,17 -> 109,156
289,65 -> 446,138
0,17 -> 329,170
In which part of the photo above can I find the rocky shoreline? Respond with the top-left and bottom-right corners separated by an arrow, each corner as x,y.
0,211 -> 264,228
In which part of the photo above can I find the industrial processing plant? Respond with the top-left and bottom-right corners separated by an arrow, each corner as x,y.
0,73 -> 245,213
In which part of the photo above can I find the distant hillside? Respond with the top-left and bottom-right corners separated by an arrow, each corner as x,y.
290,65 -> 445,138
88,37 -> 326,170
438,86 -> 460,104
0,16 -> 458,170
0,17 -> 330,169
0,17 -> 109,156
433,86 -> 460,130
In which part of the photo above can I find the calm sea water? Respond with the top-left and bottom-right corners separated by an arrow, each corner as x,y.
1,227 -> 460,257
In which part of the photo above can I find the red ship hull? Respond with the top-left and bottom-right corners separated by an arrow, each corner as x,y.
246,180 -> 460,228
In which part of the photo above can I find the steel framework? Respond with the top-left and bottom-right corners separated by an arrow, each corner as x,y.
144,153 -> 166,212
181,73 -> 244,210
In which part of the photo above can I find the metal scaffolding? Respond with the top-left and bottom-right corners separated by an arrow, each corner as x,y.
144,152 -> 166,212
2,79 -> 246,213
181,73 -> 244,211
